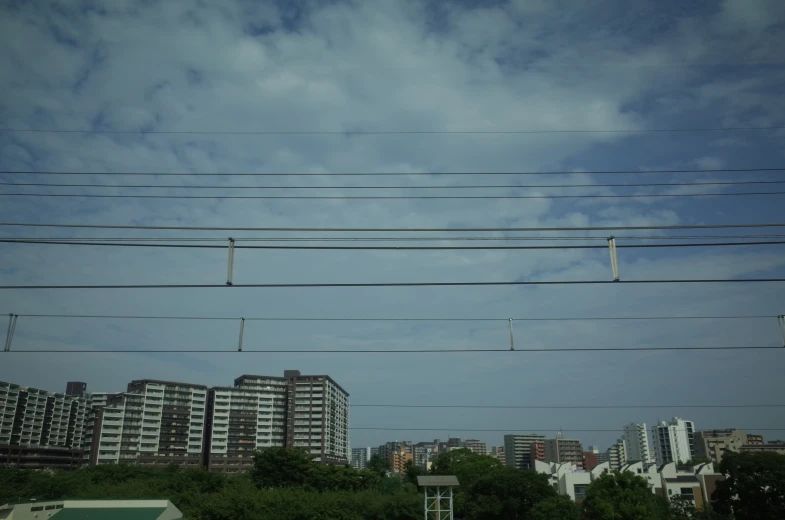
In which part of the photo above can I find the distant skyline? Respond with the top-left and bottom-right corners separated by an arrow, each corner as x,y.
2,0 -> 785,451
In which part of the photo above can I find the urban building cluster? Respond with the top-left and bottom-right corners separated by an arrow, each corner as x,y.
350,416 -> 784,505
0,371 -> 349,472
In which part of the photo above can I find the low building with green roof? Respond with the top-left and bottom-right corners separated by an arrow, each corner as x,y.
0,499 -> 181,520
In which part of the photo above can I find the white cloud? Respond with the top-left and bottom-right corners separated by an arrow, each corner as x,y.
1,0 -> 784,450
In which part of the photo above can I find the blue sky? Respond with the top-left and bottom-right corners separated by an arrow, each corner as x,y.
1,0 -> 785,452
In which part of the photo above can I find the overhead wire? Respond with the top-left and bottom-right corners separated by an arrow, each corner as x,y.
2,238 -> 785,250
348,427 -> 785,432
9,313 -> 777,321
2,191 -> 784,199
3,180 -> 785,189
2,167 -> 785,177
2,125 -> 784,135
2,279 -> 785,290
2,222 -> 785,232
3,346 -> 783,353
350,403 -> 785,409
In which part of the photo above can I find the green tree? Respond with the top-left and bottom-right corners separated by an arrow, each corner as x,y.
429,448 -> 501,489
530,494 -> 581,520
368,453 -> 391,477
402,459 -> 423,485
583,471 -> 659,520
714,451 -> 785,520
250,447 -> 315,488
465,466 -> 556,520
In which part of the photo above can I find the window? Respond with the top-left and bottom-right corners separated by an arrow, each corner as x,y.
31,506 -> 44,511
680,488 -> 694,496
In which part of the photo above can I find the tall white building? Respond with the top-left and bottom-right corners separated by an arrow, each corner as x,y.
623,423 -> 654,463
607,438 -> 627,470
504,433 -> 545,468
206,377 -> 288,473
351,447 -> 372,470
654,417 -> 696,465
90,379 -> 208,468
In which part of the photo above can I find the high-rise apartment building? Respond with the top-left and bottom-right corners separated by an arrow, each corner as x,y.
504,433 -> 545,469
490,445 -> 505,464
622,423 -> 654,463
413,441 -> 436,470
90,380 -> 208,468
544,434 -> 584,469
205,377 -> 287,472
607,438 -> 627,470
351,447 -> 372,470
654,417 -> 696,465
0,380 -> 88,469
461,439 -> 487,454
65,382 -> 87,397
388,449 -> 413,473
284,371 -> 349,465
694,429 -> 763,464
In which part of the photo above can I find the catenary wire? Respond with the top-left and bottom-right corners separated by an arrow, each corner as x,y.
3,191 -> 784,199
4,234 -> 785,242
3,167 -> 785,177
9,313 -> 778,321
2,239 -> 785,250
348,427 -> 785,432
2,279 -> 785,290
4,180 -> 785,189
3,346 -> 783,353
350,404 -> 785,409
2,222 -> 785,232
1,125 -> 784,135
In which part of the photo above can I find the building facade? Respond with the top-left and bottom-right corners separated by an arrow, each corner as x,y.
654,417 -> 696,465
0,380 -> 88,469
413,441 -> 436,470
284,371 -> 349,465
607,438 -> 627,470
544,434 -> 584,469
206,379 -> 287,473
504,433 -> 545,469
622,422 -> 654,463
351,447 -> 372,470
694,429 -> 759,464
90,380 -> 208,468
461,439 -> 487,454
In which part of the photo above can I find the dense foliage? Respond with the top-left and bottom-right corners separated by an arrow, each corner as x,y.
714,451 -> 785,520
2,448 -> 782,519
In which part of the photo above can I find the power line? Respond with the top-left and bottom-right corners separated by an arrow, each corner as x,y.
350,403 -> 785,409
3,346 -> 782,353
4,234 -> 785,242
3,191 -> 784,199
3,238 -> 785,250
2,222 -> 785,232
348,427 -> 785,432
4,180 -> 785,189
10,313 -> 777,321
2,279 -> 784,290
2,125 -> 784,135
3,167 -> 784,177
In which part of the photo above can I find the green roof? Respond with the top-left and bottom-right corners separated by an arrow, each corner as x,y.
51,508 -> 167,520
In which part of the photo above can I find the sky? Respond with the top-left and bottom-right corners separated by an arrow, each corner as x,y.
1,0 -> 785,453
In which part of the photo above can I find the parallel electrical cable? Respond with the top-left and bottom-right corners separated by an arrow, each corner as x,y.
3,238 -> 785,250
3,167 -> 785,177
7,313 -> 778,321
2,279 -> 785,290
3,191 -> 784,199
5,234 -> 785,242
2,125 -> 784,135
3,222 -> 785,232
350,403 -> 785,409
3,346 -> 783,353
348,427 -> 785,432
3,180 -> 785,189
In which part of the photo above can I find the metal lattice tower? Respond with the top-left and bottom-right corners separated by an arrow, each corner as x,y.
417,475 -> 460,520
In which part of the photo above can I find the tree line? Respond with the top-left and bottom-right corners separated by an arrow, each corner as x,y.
0,448 -> 782,519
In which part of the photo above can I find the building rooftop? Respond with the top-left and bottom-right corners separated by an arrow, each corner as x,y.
417,476 -> 460,487
52,507 -> 166,520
